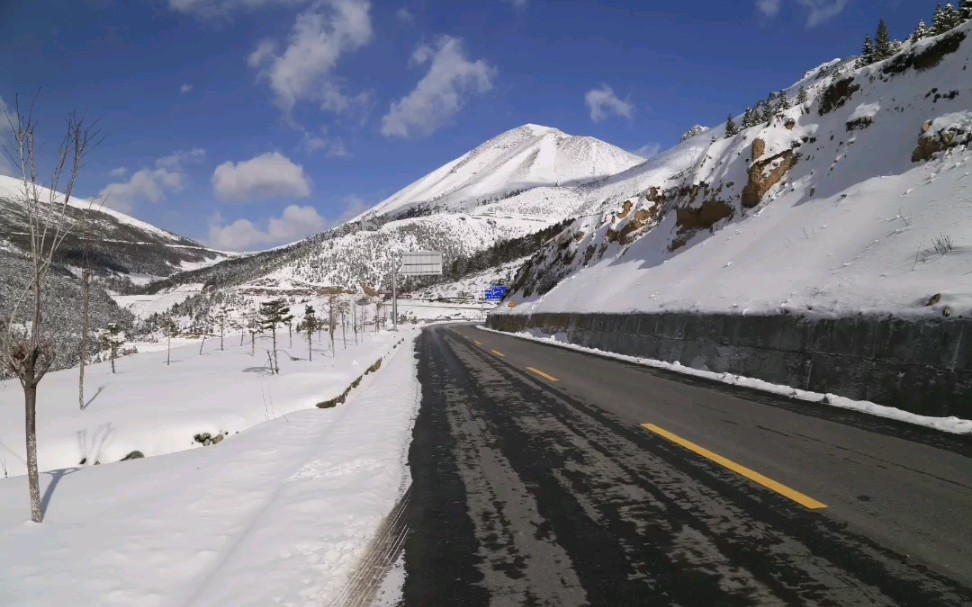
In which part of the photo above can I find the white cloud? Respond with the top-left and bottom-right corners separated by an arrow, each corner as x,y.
585,84 -> 634,123
212,151 -> 311,202
396,7 -> 413,23
381,36 -> 496,139
632,143 -> 661,159
99,149 -> 206,213
756,0 -> 851,27
302,129 -> 350,157
248,0 -> 372,113
168,0 -> 306,18
798,0 -> 850,27
208,204 -> 326,250
755,0 -> 782,17
180,83 -> 193,94
156,148 -> 206,170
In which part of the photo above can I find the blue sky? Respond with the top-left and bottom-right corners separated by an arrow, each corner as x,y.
0,0 -> 929,250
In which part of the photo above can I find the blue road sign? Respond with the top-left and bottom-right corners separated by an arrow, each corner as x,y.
485,286 -> 508,302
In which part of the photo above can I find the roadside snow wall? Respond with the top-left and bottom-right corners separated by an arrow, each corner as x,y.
486,312 -> 971,418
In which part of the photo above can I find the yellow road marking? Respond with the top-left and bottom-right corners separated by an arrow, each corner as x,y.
474,340 -> 483,346
491,350 -> 505,358
527,367 -> 559,382
642,424 -> 827,511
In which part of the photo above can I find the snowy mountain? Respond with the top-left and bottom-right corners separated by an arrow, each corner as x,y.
357,124 -> 645,221
0,174 -> 230,282
139,125 -> 643,296
502,23 -> 972,320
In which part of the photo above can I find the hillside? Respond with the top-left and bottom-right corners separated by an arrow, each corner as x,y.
0,175 -> 230,281
501,23 -> 972,321
137,125 -> 643,296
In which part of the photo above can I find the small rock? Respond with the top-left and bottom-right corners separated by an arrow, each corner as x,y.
213,434 -> 224,445
203,438 -> 212,446
926,293 -> 942,306
79,457 -> 87,465
121,451 -> 144,461
943,306 -> 953,317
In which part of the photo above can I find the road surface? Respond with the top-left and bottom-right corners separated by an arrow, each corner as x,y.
400,324 -> 972,606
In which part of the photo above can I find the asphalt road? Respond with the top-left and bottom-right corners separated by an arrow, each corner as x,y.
398,324 -> 972,606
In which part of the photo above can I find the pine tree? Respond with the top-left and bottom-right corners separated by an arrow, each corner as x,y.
302,305 -> 319,362
875,19 -> 894,60
724,114 -> 739,138
911,20 -> 930,43
778,91 -> 791,110
859,35 -> 875,66
160,318 -> 179,367
99,323 -> 125,375
961,0 -> 972,20
741,107 -> 754,129
943,3 -> 963,28
933,3 -> 950,34
760,99 -> 774,124
797,85 -> 809,106
259,299 -> 293,374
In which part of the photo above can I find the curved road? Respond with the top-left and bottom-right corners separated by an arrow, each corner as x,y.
400,324 -> 972,606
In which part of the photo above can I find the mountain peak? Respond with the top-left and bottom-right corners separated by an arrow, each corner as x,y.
360,125 -> 644,221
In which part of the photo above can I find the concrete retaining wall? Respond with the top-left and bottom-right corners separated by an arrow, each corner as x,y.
486,312 -> 972,418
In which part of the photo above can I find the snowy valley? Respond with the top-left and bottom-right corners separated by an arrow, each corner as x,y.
2,4 -> 972,606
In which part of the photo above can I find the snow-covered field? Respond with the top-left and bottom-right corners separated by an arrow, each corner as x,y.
0,326 -> 406,477
0,331 -> 420,607
479,326 -> 972,435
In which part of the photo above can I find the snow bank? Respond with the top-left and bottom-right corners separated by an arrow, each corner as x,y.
477,326 -> 972,435
0,327 -> 406,477
0,332 -> 420,606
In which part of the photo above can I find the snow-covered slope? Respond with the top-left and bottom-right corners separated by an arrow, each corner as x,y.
356,124 -> 644,221
503,24 -> 972,320
144,126 -> 640,298
0,174 -> 230,279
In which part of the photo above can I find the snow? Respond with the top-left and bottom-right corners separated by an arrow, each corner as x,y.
478,326 -> 972,435
356,124 -> 644,222
503,22 -> 972,319
112,283 -> 206,319
0,331 -> 420,607
0,326 -> 405,477
0,175 -> 181,242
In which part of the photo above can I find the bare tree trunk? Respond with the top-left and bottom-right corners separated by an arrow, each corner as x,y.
167,336 -> 171,366
220,319 -> 225,351
288,323 -> 292,348
25,374 -> 41,523
271,327 -> 278,374
199,335 -> 206,355
251,332 -> 255,355
79,268 -> 90,409
240,329 -> 244,347
308,331 -> 312,362
110,349 -> 116,374
341,311 -> 346,350
353,305 -> 358,345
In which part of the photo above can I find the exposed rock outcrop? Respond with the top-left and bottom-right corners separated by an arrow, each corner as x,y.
741,139 -> 799,208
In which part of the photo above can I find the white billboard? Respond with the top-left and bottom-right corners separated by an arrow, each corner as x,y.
400,251 -> 443,276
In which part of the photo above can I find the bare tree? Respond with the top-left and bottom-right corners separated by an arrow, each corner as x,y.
0,96 -> 99,523
78,239 -> 92,410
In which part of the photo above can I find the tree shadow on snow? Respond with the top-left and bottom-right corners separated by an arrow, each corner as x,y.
41,467 -> 81,517
81,385 -> 107,411
75,423 -> 115,468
